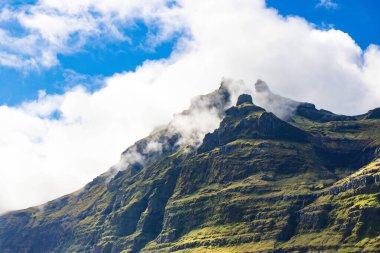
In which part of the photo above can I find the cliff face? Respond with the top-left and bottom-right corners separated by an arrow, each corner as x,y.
1,83 -> 380,253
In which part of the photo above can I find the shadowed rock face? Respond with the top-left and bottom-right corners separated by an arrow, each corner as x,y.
295,103 -> 354,122
198,95 -> 309,153
236,94 -> 253,106
1,80 -> 380,253
364,108 -> 380,119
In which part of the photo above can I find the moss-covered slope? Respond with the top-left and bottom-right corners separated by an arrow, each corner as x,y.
1,92 -> 380,253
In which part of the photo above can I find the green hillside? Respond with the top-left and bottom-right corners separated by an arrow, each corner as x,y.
1,82 -> 380,253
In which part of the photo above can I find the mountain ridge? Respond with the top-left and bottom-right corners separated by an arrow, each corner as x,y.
1,80 -> 380,252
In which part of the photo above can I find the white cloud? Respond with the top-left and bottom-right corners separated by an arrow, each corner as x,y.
316,0 -> 338,9
0,0 -> 380,213
0,0 -> 183,69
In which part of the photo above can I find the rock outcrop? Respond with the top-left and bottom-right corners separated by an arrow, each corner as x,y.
1,80 -> 380,253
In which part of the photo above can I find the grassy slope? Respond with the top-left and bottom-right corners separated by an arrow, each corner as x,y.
0,102 -> 380,252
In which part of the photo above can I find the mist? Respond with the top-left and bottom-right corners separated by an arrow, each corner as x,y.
108,79 -> 248,178
0,0 -> 379,213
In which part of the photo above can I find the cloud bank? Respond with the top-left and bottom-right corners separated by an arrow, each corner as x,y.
0,0 -> 183,68
0,0 -> 379,212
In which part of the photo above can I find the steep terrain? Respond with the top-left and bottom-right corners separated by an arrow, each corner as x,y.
1,81 -> 380,253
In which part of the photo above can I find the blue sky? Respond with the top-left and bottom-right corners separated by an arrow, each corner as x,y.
0,0 -> 378,106
0,16 -> 178,104
1,0 -> 380,213
0,34 -> 176,104
267,0 -> 380,48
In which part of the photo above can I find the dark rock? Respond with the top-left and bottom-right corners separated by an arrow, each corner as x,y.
198,103 -> 309,153
236,94 -> 253,106
364,108 -> 380,119
2,80 -> 380,253
296,103 -> 354,122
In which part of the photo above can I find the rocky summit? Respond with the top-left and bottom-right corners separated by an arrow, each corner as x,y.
1,81 -> 380,253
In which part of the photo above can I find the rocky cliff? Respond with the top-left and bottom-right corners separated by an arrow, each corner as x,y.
1,81 -> 380,253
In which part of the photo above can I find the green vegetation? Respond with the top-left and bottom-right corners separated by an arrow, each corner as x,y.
1,96 -> 380,252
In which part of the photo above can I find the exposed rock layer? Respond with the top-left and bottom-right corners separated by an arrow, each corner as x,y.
1,83 -> 380,253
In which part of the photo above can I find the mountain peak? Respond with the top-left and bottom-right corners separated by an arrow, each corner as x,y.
198,94 -> 309,153
255,79 -> 271,93
236,94 -> 253,106
1,80 -> 380,253
253,79 -> 300,120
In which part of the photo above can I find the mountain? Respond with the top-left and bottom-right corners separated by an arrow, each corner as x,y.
1,80 -> 380,252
